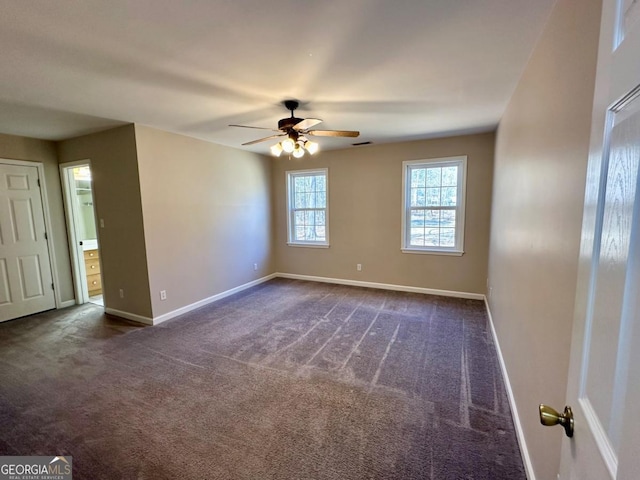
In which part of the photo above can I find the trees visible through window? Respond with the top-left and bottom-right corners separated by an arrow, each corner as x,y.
286,169 -> 329,246
402,157 -> 467,255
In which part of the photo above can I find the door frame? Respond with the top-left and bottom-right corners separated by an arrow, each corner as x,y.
59,160 -> 100,305
0,157 -> 64,309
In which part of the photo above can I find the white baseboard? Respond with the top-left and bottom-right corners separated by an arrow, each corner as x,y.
484,297 -> 536,480
58,299 -> 76,309
112,272 -> 481,326
105,308 -> 154,326
151,273 -> 277,325
276,272 -> 484,300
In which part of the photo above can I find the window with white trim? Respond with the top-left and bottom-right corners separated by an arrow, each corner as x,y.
286,168 -> 329,247
402,156 -> 467,255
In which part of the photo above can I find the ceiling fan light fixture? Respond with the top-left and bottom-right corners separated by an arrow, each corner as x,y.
304,140 -> 319,155
230,100 -> 360,154
281,137 -> 295,153
270,143 -> 283,157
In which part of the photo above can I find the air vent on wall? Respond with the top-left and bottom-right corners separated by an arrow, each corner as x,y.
352,141 -> 372,146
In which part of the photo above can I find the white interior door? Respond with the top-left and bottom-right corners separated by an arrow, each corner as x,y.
559,0 -> 640,478
0,162 -> 55,321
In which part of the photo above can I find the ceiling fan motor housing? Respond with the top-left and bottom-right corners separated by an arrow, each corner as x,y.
278,117 -> 304,131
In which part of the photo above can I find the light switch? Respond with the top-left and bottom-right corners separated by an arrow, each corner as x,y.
100,219 -> 104,228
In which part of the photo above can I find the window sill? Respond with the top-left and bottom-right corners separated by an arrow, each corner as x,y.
401,248 -> 464,256
287,242 -> 330,249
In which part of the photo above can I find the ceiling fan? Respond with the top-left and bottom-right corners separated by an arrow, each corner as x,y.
229,100 -> 360,157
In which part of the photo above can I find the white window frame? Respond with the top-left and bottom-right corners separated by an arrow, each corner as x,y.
286,168 -> 329,248
401,156 -> 467,256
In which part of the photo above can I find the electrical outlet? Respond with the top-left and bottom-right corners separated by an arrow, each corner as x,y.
253,263 -> 258,271
489,286 -> 493,299
100,218 -> 105,228
119,288 -> 124,298
160,290 -> 167,301
357,264 -> 362,271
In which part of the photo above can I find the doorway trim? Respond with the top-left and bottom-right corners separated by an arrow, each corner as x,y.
0,157 -> 67,309
59,160 -> 100,305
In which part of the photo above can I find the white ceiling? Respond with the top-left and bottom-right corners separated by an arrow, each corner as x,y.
0,0 -> 556,153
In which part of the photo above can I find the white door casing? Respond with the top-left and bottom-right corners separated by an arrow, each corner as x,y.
559,0 -> 640,478
60,161 -> 91,305
0,162 -> 55,321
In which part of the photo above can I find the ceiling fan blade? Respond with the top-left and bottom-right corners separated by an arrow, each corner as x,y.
241,134 -> 284,146
307,130 -> 360,138
293,118 -> 323,131
229,124 -> 279,131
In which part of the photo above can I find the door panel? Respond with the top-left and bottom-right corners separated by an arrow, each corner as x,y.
583,95 -> 640,453
11,198 -> 37,242
6,173 -> 30,190
18,255 -> 45,299
0,259 -> 9,305
0,163 -> 55,321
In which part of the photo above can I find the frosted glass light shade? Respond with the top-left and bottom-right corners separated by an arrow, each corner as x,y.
304,140 -> 319,154
270,143 -> 283,156
281,138 -> 295,153
292,144 -> 305,158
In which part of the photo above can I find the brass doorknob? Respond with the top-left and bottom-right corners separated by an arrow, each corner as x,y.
539,404 -> 574,437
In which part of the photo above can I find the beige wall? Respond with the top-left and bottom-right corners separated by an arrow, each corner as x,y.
487,0 -> 602,478
57,125 -> 153,318
0,133 -> 74,305
134,126 -> 274,318
273,133 -> 494,294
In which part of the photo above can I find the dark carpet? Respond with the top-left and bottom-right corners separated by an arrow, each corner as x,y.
0,279 -> 526,479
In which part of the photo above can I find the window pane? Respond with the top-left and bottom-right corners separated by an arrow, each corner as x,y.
425,229 -> 439,246
411,187 -> 426,207
442,166 -> 458,186
426,188 -> 441,206
426,167 -> 441,187
441,187 -> 457,206
315,192 -> 326,208
292,208 -> 327,242
305,226 -> 315,240
425,209 -> 440,227
306,193 -> 315,208
304,176 -> 314,192
316,175 -> 326,192
294,177 -> 306,192
410,228 -> 425,246
411,210 -> 426,228
294,192 -> 304,208
305,210 -> 315,226
409,210 -> 456,247
411,168 -> 425,188
441,210 -> 456,228
440,228 -> 456,247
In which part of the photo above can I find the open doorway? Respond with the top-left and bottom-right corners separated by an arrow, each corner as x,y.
60,162 -> 103,307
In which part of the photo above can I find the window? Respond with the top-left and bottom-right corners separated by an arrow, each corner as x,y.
402,156 -> 467,255
286,168 -> 329,247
